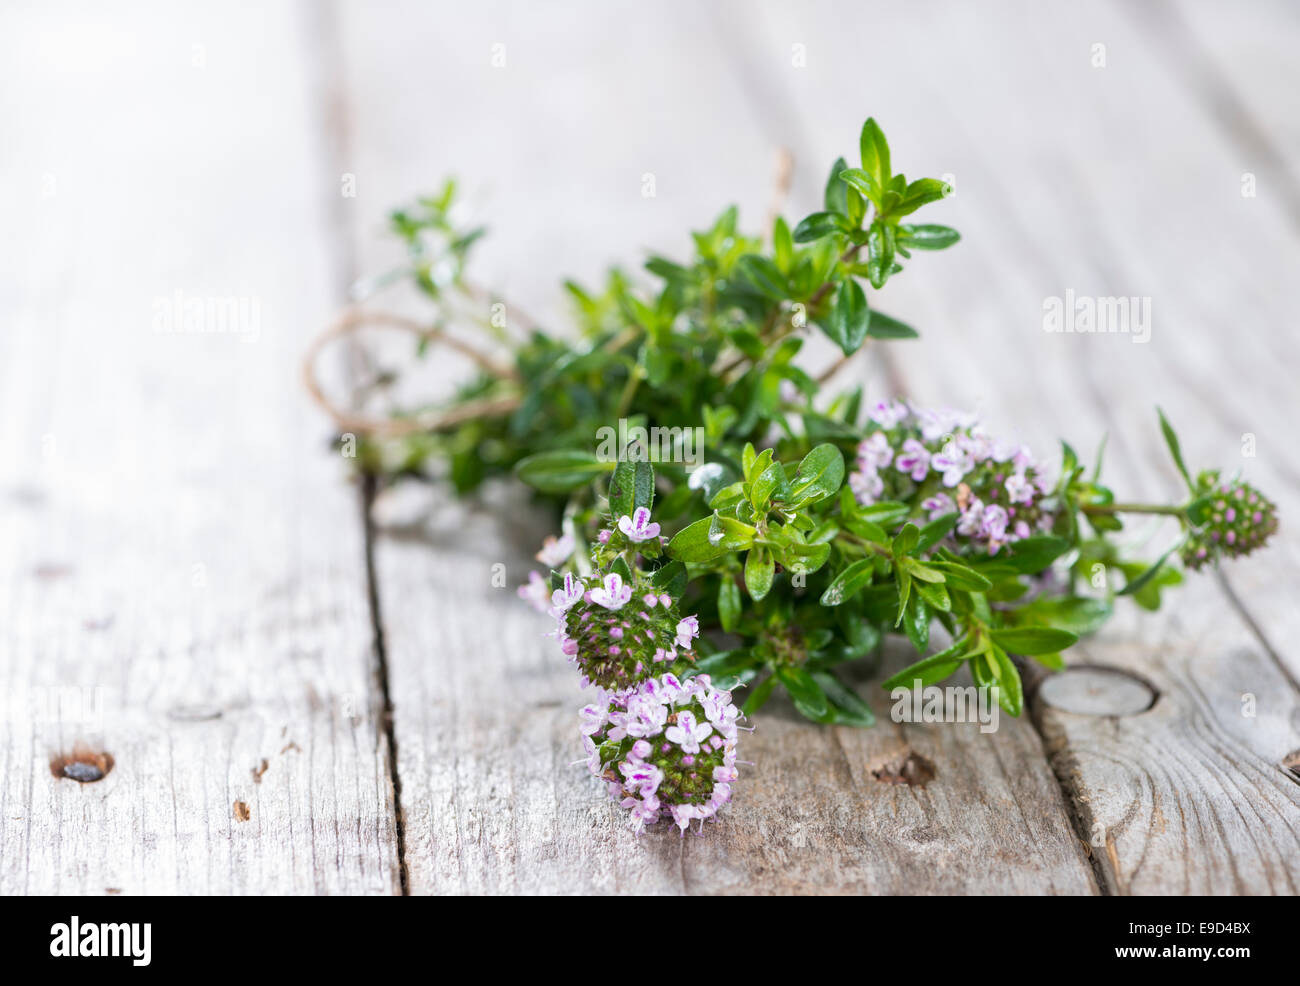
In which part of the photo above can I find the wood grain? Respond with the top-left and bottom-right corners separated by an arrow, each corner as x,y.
0,2 -> 400,894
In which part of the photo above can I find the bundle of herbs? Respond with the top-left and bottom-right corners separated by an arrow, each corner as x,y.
309,118 -> 1277,833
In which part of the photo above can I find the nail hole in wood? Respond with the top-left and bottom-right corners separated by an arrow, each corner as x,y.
1038,665 -> 1158,717
1282,750 -> 1300,783
872,750 -> 936,788
50,750 -> 115,783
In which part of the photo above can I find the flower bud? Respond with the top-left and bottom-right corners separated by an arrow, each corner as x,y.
1182,473 -> 1278,570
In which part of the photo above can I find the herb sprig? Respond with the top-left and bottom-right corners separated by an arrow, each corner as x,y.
316,117 -> 1277,731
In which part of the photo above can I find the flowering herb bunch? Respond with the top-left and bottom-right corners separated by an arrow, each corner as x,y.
542,460 -> 742,833
326,116 -> 1278,745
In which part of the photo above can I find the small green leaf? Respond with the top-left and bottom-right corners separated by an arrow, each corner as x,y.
812,671 -> 875,726
778,666 -> 828,718
649,560 -> 687,599
744,547 -> 776,601
742,674 -> 778,716
997,536 -> 1070,574
819,559 -> 876,606
736,254 -> 789,301
514,449 -> 613,493
824,278 -> 870,355
717,577 -> 741,632
917,512 -> 958,551
897,224 -> 960,250
987,645 -> 1024,716
881,640 -> 971,690
792,211 -> 847,243
667,513 -> 756,563
789,443 -> 846,505
824,156 -> 849,216
988,626 -> 1079,656
693,647 -> 756,677
1156,407 -> 1194,492
858,118 -> 891,198
608,457 -> 654,520
1118,544 -> 1180,598
863,310 -> 918,340
888,177 -> 950,218
892,523 -> 920,557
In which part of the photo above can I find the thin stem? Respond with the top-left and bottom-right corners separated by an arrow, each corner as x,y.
1081,502 -> 1184,517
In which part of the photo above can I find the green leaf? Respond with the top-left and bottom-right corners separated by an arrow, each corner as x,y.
693,647 -> 756,677
717,577 -> 742,632
897,224 -> 960,250
778,667 -> 828,718
931,560 -> 992,592
1156,407 -> 1194,492
667,513 -> 756,563
989,626 -> 1079,656
514,449 -> 613,493
736,254 -> 789,301
812,672 -> 875,726
742,674 -> 778,716
649,560 -> 687,599
917,512 -> 958,552
824,156 -> 849,216
838,167 -> 880,203
1018,596 -> 1113,636
608,457 -> 654,520
986,645 -> 1024,716
824,278 -> 870,355
863,310 -> 918,340
744,547 -> 776,601
1118,544 -> 1180,598
789,443 -> 845,505
888,177 -> 950,218
997,535 -> 1070,574
858,118 -> 891,198
881,638 -> 972,690
749,461 -> 790,511
892,522 -> 920,557
792,211 -> 847,243
819,559 -> 876,606
901,594 -> 930,652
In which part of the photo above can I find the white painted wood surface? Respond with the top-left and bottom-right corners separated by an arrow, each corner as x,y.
3,0 -> 1297,894
0,2 -> 399,894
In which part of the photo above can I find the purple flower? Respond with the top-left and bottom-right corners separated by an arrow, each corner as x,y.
665,710 -> 712,754
857,432 -> 893,471
894,438 -> 931,481
922,492 -> 955,519
868,399 -> 909,428
535,532 -> 575,567
617,507 -> 661,543
589,572 -> 633,610
1004,473 -> 1034,505
980,504 -> 1009,543
915,406 -> 974,442
849,468 -> 884,505
550,572 -> 584,612
956,498 -> 985,536
931,440 -> 973,487
674,615 -> 699,649
516,571 -> 551,613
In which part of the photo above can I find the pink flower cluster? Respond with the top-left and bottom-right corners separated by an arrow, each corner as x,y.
581,672 -> 741,834
521,515 -> 742,835
850,401 -> 1057,555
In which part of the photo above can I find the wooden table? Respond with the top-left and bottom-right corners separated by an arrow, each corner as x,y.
3,0 -> 1297,895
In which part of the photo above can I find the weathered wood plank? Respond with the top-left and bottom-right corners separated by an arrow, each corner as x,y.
739,0 -> 1300,892
0,2 -> 400,894
336,0 -> 1097,893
